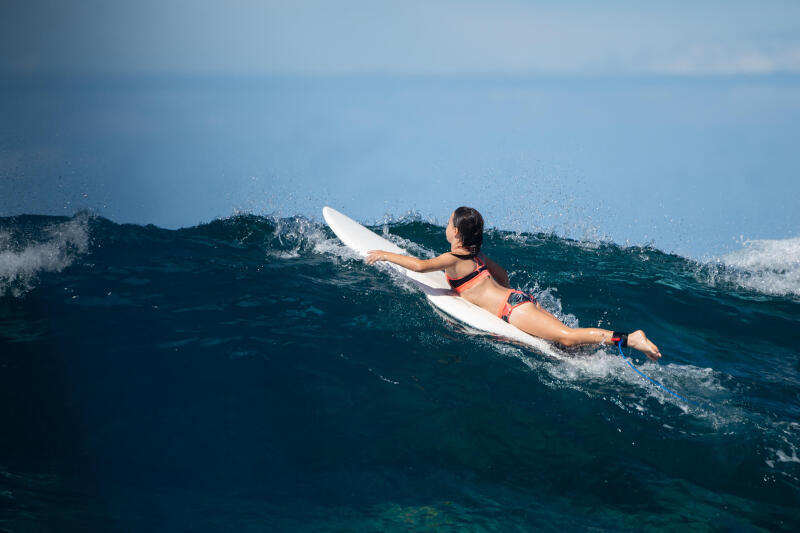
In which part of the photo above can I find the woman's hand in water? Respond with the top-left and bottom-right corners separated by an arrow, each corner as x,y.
366,250 -> 389,264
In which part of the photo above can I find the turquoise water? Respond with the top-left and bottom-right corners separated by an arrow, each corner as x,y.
1,213 -> 798,531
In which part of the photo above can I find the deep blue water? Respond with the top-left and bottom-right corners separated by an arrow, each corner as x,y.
1,213 -> 799,531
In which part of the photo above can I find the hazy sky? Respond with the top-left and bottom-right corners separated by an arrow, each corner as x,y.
2,2 -> 799,258
3,0 -> 800,76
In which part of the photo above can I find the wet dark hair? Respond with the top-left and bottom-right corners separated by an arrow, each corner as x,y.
452,206 -> 484,256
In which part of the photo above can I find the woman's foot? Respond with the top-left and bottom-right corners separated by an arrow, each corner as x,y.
627,330 -> 662,361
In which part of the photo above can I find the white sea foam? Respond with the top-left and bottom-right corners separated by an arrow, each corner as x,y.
310,229 -> 362,263
764,422 -> 800,483
381,230 -> 437,259
0,214 -> 90,297
717,236 -> 800,297
488,334 -> 737,426
261,215 -> 358,262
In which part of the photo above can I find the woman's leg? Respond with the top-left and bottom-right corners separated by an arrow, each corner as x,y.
509,304 -> 661,360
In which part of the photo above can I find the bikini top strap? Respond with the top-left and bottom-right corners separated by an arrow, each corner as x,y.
450,252 -> 475,259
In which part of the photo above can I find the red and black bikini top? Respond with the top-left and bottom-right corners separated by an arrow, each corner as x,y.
446,253 -> 491,293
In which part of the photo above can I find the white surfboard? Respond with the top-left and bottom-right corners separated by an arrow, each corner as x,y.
322,206 -> 557,356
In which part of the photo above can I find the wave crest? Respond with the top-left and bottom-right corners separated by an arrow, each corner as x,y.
717,237 -> 800,297
0,213 -> 90,297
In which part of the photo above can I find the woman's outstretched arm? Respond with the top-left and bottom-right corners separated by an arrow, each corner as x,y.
365,251 -> 459,273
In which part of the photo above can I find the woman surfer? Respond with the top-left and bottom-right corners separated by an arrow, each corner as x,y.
366,206 -> 661,361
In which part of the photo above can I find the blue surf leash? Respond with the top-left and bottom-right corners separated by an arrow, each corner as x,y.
615,341 -> 702,408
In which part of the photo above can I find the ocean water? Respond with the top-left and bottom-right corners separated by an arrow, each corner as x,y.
1,212 -> 798,531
